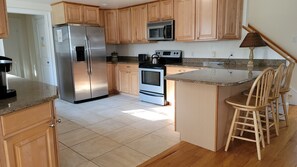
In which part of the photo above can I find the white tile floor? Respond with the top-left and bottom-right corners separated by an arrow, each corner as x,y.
56,94 -> 180,167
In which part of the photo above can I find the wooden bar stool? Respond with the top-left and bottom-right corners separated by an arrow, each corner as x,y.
225,68 -> 275,160
242,63 -> 285,144
278,61 -> 295,127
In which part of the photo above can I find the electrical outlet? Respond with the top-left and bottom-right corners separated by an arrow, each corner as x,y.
191,52 -> 195,57
212,51 -> 216,58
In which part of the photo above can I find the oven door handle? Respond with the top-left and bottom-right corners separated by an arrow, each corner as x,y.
140,91 -> 164,97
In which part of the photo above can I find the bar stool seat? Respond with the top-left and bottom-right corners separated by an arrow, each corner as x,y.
225,68 -> 275,160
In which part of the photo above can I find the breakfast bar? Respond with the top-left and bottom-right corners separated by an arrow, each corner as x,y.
165,68 -> 262,151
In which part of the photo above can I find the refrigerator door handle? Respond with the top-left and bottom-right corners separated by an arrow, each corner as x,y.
85,36 -> 91,74
87,37 -> 93,74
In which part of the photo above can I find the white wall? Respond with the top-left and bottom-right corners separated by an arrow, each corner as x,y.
116,0 -> 283,60
248,0 -> 297,104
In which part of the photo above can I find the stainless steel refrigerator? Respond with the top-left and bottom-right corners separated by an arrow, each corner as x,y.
53,24 -> 108,103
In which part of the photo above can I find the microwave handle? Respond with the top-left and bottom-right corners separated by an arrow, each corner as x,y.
163,26 -> 167,38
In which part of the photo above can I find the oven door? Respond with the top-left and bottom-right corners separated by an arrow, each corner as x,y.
139,68 -> 164,94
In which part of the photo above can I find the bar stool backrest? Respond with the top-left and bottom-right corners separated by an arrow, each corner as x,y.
282,61 -> 295,92
271,63 -> 285,99
246,68 -> 275,107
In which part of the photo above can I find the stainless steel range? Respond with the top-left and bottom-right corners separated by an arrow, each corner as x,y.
139,50 -> 182,105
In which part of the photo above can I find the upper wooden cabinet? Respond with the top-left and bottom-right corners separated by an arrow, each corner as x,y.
118,8 -> 132,43
217,0 -> 243,39
196,0 -> 218,40
0,0 -> 9,38
160,0 -> 174,20
174,0 -> 243,41
148,0 -> 174,22
84,6 -> 100,25
98,9 -> 105,27
104,10 -> 120,44
51,2 -> 100,25
174,0 -> 195,41
131,4 -> 148,43
148,2 -> 160,22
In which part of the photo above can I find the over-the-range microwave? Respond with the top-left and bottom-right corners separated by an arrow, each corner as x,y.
147,20 -> 174,41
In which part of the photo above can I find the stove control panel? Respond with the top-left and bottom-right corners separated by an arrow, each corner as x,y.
155,50 -> 182,58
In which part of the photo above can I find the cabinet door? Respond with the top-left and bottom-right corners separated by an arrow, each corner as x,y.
107,63 -> 117,94
0,0 -> 8,38
160,0 -> 174,20
65,3 -> 83,24
84,6 -> 99,25
118,69 -> 130,93
196,0 -> 217,40
174,0 -> 195,41
98,9 -> 105,27
104,10 -> 119,44
131,4 -> 148,43
118,8 -> 132,43
148,2 -> 160,22
3,123 -> 58,167
218,0 -> 243,39
130,70 -> 139,96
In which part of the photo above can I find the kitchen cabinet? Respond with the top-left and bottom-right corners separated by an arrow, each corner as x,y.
98,9 -> 105,27
160,0 -> 174,20
166,66 -> 198,105
84,6 -> 99,25
148,2 -> 160,22
217,0 -> 243,39
104,10 -> 120,44
148,0 -> 174,22
0,101 -> 59,167
174,0 -> 196,41
131,4 -> 148,43
118,8 -> 132,44
196,0 -> 218,40
51,2 -> 100,25
117,63 -> 139,96
0,0 -> 8,38
107,63 -> 117,94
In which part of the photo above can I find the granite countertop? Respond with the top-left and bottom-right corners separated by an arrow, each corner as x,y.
0,75 -> 58,116
165,68 -> 262,86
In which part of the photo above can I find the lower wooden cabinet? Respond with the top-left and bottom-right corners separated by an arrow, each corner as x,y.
0,0 -> 8,38
117,63 -> 139,96
166,66 -> 199,105
0,101 -> 59,167
107,63 -> 118,94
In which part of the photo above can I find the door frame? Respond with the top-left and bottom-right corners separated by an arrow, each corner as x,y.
3,7 -> 57,85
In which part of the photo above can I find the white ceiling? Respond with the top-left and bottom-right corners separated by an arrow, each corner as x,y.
50,0 -> 157,9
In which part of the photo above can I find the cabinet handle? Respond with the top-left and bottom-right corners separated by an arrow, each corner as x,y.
49,124 -> 55,128
56,119 -> 62,124
126,66 -> 130,68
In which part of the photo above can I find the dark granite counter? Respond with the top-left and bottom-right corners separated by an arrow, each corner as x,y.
106,56 -> 138,64
0,75 -> 58,116
165,68 -> 262,86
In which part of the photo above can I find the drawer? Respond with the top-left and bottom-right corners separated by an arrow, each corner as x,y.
118,63 -> 138,71
167,66 -> 198,75
1,102 -> 53,137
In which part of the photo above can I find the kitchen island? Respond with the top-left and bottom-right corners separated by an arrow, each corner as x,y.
0,75 -> 59,167
165,68 -> 262,151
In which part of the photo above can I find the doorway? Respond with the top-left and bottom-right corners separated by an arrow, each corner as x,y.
3,13 -> 55,85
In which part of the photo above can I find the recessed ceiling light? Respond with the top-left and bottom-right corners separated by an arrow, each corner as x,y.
102,3 -> 107,6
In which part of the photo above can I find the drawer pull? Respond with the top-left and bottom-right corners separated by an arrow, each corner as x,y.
56,119 -> 62,124
49,124 -> 55,128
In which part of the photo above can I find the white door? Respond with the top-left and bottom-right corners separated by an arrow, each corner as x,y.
32,16 -> 55,85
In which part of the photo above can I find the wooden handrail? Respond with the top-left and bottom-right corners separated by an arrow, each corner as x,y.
243,24 -> 297,63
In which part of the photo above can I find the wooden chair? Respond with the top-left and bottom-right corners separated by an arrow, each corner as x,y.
225,68 -> 275,160
242,63 -> 285,144
278,61 -> 295,127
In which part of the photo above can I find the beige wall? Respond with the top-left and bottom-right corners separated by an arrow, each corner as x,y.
248,0 -> 297,103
